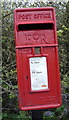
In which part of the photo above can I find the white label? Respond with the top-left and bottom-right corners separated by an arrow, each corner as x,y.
29,57 -> 48,91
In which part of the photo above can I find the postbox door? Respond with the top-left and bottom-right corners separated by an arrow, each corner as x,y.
16,47 -> 61,108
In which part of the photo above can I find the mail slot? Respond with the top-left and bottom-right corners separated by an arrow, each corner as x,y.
14,7 -> 62,111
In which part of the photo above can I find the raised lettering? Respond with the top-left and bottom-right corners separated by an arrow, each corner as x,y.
18,14 -> 32,20
18,12 -> 52,20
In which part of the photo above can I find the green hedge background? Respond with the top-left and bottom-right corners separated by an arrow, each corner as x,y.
2,0 -> 69,120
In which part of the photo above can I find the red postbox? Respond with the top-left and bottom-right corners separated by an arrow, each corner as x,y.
14,7 -> 62,111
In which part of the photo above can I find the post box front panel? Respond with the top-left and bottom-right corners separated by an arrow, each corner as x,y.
14,8 -> 62,111
16,47 -> 62,110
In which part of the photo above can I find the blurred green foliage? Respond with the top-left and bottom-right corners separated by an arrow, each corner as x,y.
2,0 -> 69,120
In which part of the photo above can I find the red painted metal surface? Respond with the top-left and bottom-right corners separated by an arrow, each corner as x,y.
14,7 -> 62,111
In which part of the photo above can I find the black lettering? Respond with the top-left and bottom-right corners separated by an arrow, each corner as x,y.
36,71 -> 42,74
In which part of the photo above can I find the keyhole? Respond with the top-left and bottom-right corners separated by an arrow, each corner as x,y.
26,76 -> 28,79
